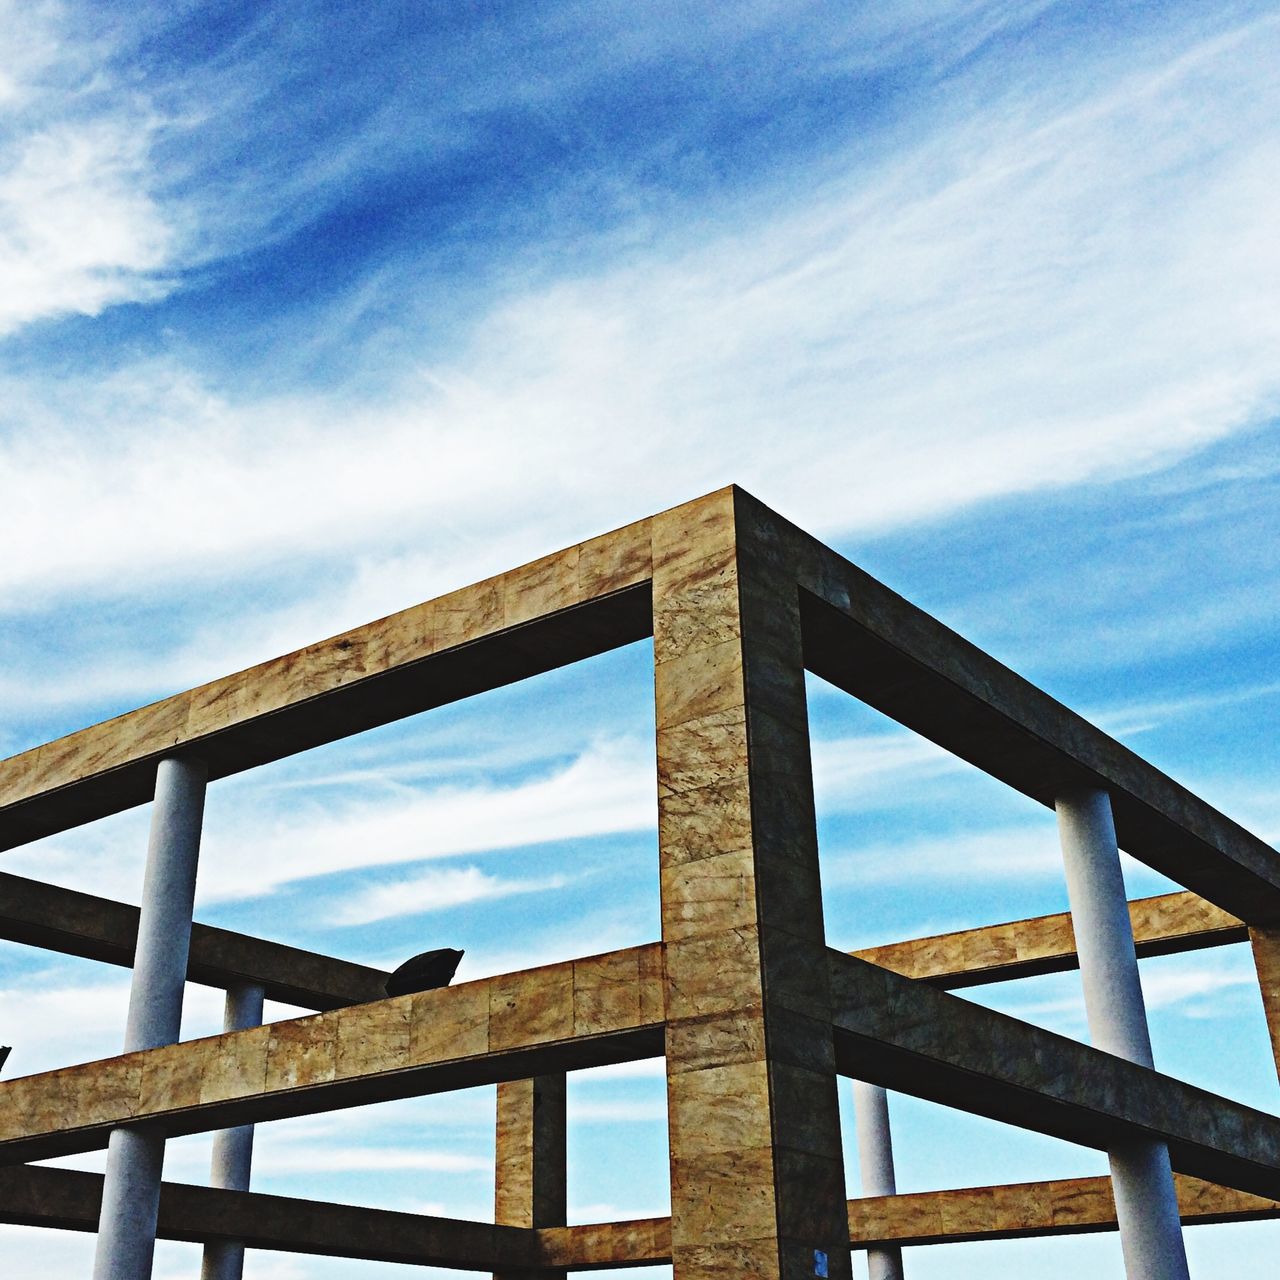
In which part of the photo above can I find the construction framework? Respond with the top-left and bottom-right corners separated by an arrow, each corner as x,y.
2,485 -> 1279,1278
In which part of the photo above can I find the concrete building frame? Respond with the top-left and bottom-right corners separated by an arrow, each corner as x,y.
1,485 -> 1278,1278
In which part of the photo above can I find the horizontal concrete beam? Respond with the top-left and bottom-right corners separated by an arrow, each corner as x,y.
852,890 -> 1246,989
742,487 -> 1280,922
0,1164 -> 538,1269
0,945 -> 664,1164
846,1173 -> 1280,1247
6,1164 -> 1273,1267
0,870 -> 388,1010
828,949 -> 1280,1199
0,515 -> 658,849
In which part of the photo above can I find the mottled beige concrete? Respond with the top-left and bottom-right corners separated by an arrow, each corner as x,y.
0,945 -> 663,1163
494,1073 -> 567,1280
0,517 -> 654,847
853,890 -> 1245,988
654,488 -> 851,1280
6,483 -> 1280,1280
1249,926 -> 1280,1082
846,1173 -> 1280,1246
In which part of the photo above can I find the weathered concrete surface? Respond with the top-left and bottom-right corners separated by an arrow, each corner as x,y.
495,1073 -> 568,1279
0,518 -> 655,848
654,489 -> 851,1280
846,1174 -> 1280,1247
0,945 -> 664,1164
1249,926 -> 1280,1081
852,891 -> 1245,989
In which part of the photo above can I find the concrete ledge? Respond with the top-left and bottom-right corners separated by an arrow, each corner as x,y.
851,890 -> 1246,989
0,944 -> 665,1163
0,515 -> 657,848
846,1173 -> 1280,1247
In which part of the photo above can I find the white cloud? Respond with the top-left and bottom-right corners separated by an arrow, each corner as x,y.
571,1098 -> 667,1123
1,12 -> 1278,644
330,865 -> 571,927
0,4 -> 180,336
824,825 -> 1062,888
1,737 -> 654,906
811,732 -> 964,809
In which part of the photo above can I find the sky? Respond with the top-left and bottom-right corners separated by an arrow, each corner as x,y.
1,0 -> 1279,1276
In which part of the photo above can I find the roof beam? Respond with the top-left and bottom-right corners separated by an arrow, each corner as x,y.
851,890 -> 1246,989
0,945 -> 664,1164
828,949 -> 1280,1199
0,516 -> 658,850
0,870 -> 388,1010
720,487 -> 1280,922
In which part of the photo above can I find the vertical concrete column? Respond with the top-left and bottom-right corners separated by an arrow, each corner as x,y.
1055,788 -> 1189,1280
1247,926 -> 1280,1083
201,981 -> 266,1280
94,755 -> 207,1280
654,487 -> 850,1280
495,1075 -> 567,1228
853,1081 -> 904,1280
493,1073 -> 568,1280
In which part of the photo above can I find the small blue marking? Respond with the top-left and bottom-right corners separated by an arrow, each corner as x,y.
814,1248 -> 829,1277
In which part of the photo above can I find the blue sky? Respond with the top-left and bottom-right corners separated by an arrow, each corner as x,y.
2,1 -> 1279,1276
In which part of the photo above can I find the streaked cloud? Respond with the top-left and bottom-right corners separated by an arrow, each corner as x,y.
330,865 -> 571,927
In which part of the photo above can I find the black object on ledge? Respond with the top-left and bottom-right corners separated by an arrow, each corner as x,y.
384,948 -> 464,997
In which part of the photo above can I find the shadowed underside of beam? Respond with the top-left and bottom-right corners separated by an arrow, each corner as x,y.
0,526 -> 656,849
0,870 -> 389,1010
4,488 -> 1278,925
3,1165 -> 1274,1268
827,949 -> 1280,1199
0,1164 -> 539,1269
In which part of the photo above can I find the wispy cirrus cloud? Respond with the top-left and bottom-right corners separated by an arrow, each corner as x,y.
2,9 -> 1278,646
329,865 -> 571,927
0,3 -> 182,336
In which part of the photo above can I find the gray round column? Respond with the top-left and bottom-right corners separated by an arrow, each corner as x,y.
201,981 -> 266,1280
853,1080 -> 905,1280
93,756 -> 207,1280
1056,788 -> 1189,1280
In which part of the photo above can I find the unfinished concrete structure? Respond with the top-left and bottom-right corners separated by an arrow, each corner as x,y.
2,485 -> 1279,1278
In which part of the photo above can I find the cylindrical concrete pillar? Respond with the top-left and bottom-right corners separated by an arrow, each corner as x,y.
201,981 -> 266,1280
853,1080 -> 905,1280
1056,788 -> 1189,1280
93,756 -> 207,1280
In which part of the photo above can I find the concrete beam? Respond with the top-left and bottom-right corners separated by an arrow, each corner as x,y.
828,950 -> 1280,1200
0,1164 -> 539,1270
0,517 -> 656,849
737,486 -> 1280,922
845,1174 -> 1280,1247
851,891 -> 1245,989
0,945 -> 665,1164
5,1165 -> 1274,1266
0,869 -> 388,1010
